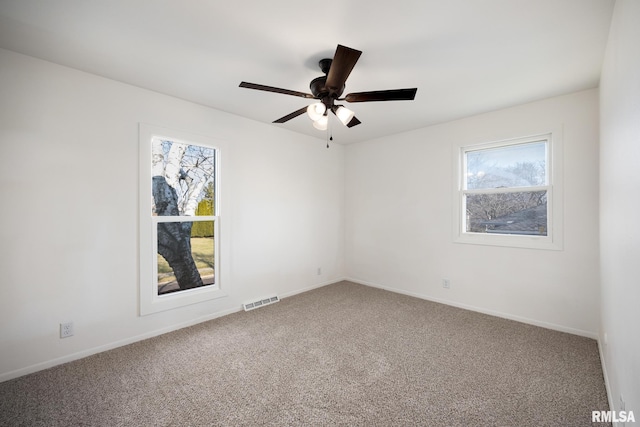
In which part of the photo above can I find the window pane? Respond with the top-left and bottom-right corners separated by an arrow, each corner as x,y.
157,221 -> 215,295
466,141 -> 546,190
465,191 -> 547,236
151,139 -> 215,216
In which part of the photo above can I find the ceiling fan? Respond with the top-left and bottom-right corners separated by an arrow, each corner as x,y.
239,44 -> 417,130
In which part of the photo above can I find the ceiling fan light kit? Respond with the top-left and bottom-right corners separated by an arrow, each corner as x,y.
312,115 -> 328,130
307,102 -> 326,121
239,44 -> 417,132
335,105 -> 355,126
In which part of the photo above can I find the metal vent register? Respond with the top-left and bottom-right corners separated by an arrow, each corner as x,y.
243,295 -> 280,311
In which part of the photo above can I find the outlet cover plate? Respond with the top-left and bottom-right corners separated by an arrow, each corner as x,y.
60,322 -> 74,338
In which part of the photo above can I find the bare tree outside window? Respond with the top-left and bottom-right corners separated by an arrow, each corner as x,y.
464,141 -> 548,236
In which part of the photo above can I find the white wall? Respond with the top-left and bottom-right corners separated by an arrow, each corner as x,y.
599,0 -> 640,419
0,48 -> 345,381
345,89 -> 600,337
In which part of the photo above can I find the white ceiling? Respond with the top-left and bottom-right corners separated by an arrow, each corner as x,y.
0,0 -> 614,144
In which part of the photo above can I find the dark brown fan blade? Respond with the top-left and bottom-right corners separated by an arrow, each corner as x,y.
273,106 -> 308,123
325,45 -> 362,94
344,88 -> 417,103
240,82 -> 314,99
346,116 -> 361,128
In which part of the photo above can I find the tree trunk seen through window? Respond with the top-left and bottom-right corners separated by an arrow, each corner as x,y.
152,176 -> 203,290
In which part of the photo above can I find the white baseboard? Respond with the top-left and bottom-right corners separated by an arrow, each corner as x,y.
0,277 -> 345,383
280,277 -> 343,299
345,276 -> 598,340
1,276 -> 598,383
0,306 -> 242,383
598,338 -> 617,422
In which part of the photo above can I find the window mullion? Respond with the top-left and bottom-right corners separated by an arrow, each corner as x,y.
153,215 -> 216,223
463,185 -> 549,196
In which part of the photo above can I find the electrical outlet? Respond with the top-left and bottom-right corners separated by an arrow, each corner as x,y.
60,322 -> 74,338
317,267 -> 322,276
442,279 -> 450,289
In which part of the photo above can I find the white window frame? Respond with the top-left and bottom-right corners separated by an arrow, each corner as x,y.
453,130 -> 563,251
139,123 -> 227,315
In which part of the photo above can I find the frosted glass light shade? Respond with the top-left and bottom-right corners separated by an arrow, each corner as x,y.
312,115 -> 328,130
307,103 -> 326,121
335,106 -> 355,126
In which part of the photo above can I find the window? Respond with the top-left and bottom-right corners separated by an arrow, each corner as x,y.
139,124 -> 226,315
454,132 -> 563,250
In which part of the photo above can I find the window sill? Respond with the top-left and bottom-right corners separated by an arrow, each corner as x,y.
455,232 -> 563,251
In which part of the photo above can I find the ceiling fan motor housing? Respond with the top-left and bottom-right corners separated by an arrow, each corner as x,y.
310,58 -> 345,109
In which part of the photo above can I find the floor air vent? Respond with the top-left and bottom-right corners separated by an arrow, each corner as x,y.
243,295 -> 280,311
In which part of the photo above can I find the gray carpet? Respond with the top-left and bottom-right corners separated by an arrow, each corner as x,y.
0,281 -> 610,426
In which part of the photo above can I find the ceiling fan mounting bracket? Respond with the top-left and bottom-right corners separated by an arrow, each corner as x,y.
319,58 -> 332,74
